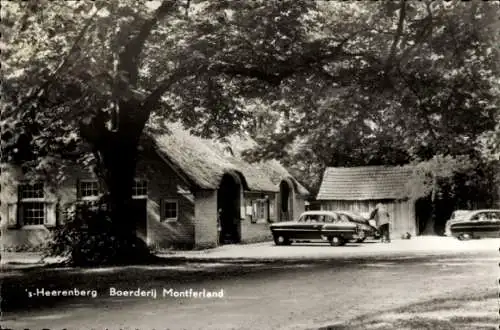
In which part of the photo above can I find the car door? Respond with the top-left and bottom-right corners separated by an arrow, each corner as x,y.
468,212 -> 489,237
321,214 -> 340,237
309,215 -> 325,239
491,212 -> 500,237
300,214 -> 323,239
476,211 -> 500,238
293,214 -> 319,239
456,212 -> 496,238
322,213 -> 349,235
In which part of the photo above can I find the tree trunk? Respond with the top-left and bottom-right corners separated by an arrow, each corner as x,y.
422,181 -> 437,235
421,215 -> 436,235
92,108 -> 150,263
101,135 -> 137,234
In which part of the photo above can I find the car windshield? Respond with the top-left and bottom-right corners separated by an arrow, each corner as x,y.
338,214 -> 351,223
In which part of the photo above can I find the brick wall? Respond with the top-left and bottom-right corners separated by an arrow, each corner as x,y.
239,191 -> 275,243
136,155 -> 195,249
1,153 -> 198,250
146,198 -> 195,250
1,158 -> 308,250
242,191 -> 278,222
292,194 -> 306,221
193,189 -> 218,249
0,164 -> 92,250
240,220 -> 272,243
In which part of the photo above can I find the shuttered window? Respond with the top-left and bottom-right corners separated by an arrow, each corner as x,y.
17,182 -> 56,227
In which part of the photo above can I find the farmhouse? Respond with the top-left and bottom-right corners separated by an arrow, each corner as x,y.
0,123 -> 308,250
316,166 -> 417,237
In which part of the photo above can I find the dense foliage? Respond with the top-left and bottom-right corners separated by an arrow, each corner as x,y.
1,0 -> 498,250
44,201 -> 152,266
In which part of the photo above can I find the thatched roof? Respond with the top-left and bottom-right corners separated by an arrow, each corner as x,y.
151,122 -> 309,196
317,166 -> 413,201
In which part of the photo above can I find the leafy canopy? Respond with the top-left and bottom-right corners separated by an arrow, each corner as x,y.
1,0 -> 498,196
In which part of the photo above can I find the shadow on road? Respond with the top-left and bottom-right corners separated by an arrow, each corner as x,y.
1,252 -> 489,314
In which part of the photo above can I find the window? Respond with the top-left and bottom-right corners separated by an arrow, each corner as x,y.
78,180 -> 100,200
133,179 -> 148,198
19,182 -> 44,199
254,199 -> 266,220
22,202 -> 46,225
17,182 -> 56,227
339,214 -> 351,223
162,199 -> 178,222
472,212 -> 500,221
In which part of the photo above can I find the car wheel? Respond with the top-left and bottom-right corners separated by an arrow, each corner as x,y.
330,236 -> 344,247
457,233 -> 471,241
274,235 -> 290,246
355,237 -> 366,243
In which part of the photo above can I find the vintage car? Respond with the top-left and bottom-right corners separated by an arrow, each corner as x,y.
335,211 -> 380,242
269,211 -> 359,246
444,210 -> 472,237
447,209 -> 500,240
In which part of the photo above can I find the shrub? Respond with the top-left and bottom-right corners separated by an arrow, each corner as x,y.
44,200 -> 152,266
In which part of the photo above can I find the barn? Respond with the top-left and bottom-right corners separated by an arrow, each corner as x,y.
316,166 -> 418,237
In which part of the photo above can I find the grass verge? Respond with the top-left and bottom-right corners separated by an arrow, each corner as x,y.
319,291 -> 497,330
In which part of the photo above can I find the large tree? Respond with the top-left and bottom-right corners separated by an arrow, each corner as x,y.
1,0 -> 498,250
1,0 -> 324,258
229,1 -> 498,196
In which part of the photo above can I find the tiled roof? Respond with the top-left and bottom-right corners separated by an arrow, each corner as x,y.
151,122 -> 309,196
316,166 -> 413,201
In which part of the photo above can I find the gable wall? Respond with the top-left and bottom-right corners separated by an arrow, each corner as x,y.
0,164 -> 94,250
136,155 -> 195,250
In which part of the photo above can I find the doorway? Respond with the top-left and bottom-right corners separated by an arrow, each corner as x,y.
279,180 -> 293,221
217,173 -> 241,244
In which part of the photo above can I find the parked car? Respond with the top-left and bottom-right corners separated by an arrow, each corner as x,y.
447,209 -> 500,240
336,211 -> 381,242
269,211 -> 358,246
444,210 -> 472,237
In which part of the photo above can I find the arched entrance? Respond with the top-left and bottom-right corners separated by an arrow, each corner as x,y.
279,179 -> 294,221
217,173 -> 242,244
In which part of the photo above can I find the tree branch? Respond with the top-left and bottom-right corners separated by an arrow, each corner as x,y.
397,68 -> 439,143
386,0 -> 407,71
118,0 -> 178,90
185,0 -> 191,17
141,66 -> 198,111
138,28 -> 378,124
12,6 -> 101,116
397,2 -> 434,66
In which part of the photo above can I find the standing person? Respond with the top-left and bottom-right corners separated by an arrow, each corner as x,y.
370,203 -> 391,243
